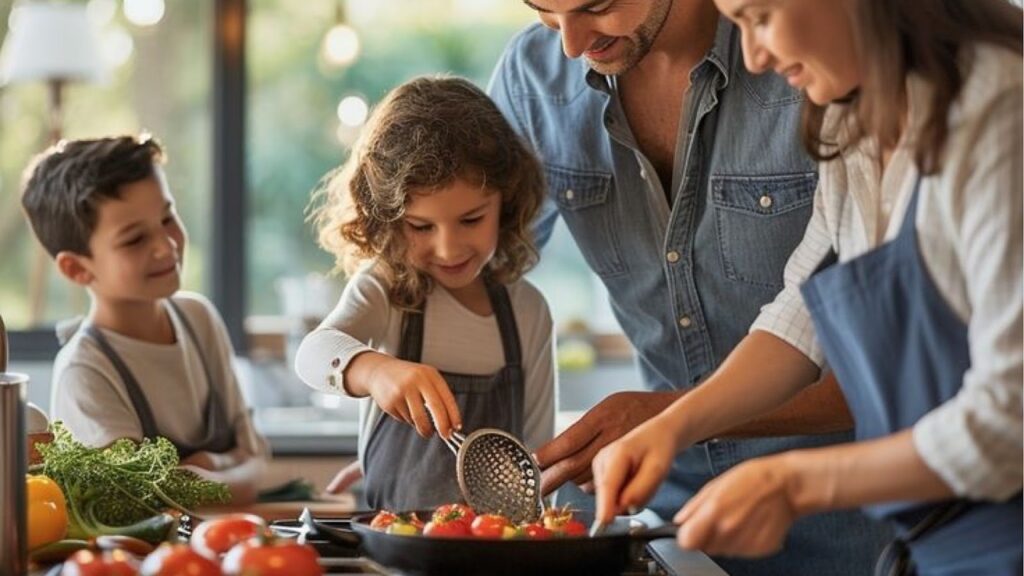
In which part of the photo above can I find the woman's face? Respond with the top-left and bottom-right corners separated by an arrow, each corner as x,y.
714,0 -> 861,105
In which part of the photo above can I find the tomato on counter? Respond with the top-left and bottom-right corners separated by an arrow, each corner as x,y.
519,522 -> 553,539
27,474 -> 68,550
60,549 -> 140,576
221,539 -> 322,576
190,514 -> 267,559
141,544 -> 222,576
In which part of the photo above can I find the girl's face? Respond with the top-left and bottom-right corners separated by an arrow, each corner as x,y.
714,0 -> 861,105
402,178 -> 502,292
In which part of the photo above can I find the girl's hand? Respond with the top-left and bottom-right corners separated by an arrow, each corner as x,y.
592,414 -> 680,524
360,354 -> 462,438
673,455 -> 801,557
325,460 -> 364,494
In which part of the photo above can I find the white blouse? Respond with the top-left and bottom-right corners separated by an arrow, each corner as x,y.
753,44 -> 1023,501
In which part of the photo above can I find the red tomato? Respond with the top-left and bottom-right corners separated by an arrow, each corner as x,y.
470,514 -> 511,538
60,549 -> 140,576
221,539 -> 322,576
559,520 -> 587,537
519,523 -> 553,539
423,520 -> 471,538
191,514 -> 266,559
431,503 -> 475,528
369,510 -> 398,531
141,544 -> 222,576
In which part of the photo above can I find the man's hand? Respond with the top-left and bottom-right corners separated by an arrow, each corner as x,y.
535,390 -> 681,495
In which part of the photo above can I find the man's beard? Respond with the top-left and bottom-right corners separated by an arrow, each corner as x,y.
587,0 -> 673,75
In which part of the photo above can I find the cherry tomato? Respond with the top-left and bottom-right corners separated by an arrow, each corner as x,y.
190,514 -> 266,559
369,510 -> 398,532
141,544 -> 222,576
221,539 -> 322,576
470,514 -> 511,538
431,503 -> 475,529
519,523 -> 553,539
60,549 -> 140,576
423,520 -> 470,538
559,520 -> 587,537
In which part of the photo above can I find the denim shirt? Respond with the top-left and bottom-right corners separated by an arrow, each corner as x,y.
488,19 -> 816,392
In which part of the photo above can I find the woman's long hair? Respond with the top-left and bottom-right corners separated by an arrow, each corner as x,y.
802,0 -> 1023,173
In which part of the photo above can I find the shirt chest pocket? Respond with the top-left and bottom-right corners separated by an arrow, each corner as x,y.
547,165 -> 628,278
711,173 -> 816,290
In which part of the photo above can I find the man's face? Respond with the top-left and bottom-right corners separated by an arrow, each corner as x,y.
79,169 -> 187,304
526,0 -> 673,75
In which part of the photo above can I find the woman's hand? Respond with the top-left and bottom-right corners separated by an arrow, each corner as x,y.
348,352 -> 462,438
674,455 -> 802,557
592,414 -> 681,524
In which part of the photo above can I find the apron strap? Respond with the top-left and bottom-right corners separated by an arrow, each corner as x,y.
874,501 -> 971,576
83,324 -> 161,440
485,276 -> 522,369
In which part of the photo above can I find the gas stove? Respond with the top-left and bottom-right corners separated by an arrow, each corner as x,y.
269,515 -> 728,576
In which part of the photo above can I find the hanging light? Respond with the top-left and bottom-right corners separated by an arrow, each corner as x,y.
321,1 -> 360,69
123,0 -> 165,27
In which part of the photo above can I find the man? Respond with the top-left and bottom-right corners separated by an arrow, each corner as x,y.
488,1 -> 891,574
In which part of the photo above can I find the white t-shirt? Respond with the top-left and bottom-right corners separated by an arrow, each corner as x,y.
51,292 -> 267,459
294,264 -> 557,464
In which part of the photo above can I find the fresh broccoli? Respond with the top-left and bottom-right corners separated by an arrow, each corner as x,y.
34,421 -> 231,539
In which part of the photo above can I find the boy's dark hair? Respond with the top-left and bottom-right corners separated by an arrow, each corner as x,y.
21,135 -> 164,257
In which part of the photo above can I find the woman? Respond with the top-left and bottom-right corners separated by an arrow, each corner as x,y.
591,0 -> 1022,574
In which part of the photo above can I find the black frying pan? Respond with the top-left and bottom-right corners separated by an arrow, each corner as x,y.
305,510 -> 678,576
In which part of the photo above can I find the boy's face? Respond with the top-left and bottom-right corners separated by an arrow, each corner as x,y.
62,168 -> 187,303
402,178 -> 501,293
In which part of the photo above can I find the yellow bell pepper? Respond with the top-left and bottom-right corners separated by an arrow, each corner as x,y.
27,474 -> 68,550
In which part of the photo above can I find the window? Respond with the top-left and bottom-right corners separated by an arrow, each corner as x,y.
0,0 -> 212,356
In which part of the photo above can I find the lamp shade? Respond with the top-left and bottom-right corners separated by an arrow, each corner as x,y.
0,2 -> 107,85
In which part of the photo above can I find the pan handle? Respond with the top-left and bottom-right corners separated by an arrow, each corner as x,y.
628,523 -> 680,542
299,507 -> 363,547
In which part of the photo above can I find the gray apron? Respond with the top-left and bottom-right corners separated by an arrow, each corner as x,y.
363,278 -> 525,511
801,177 -> 1022,576
83,298 -> 236,460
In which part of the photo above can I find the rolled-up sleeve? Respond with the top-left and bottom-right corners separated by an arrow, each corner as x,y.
913,86 -> 1024,501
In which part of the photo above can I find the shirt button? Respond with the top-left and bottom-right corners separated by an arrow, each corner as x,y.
678,316 -> 693,328
759,194 -> 773,209
666,251 -> 680,263
565,189 -> 575,201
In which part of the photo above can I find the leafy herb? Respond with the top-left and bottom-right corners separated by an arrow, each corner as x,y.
35,422 -> 230,536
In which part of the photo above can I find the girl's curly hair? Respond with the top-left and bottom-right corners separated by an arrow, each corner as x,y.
309,76 -> 545,309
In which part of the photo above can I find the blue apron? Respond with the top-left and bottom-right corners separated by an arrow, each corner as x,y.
362,277 -> 525,511
801,176 -> 1022,576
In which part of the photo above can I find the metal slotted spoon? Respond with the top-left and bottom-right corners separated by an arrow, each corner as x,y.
440,428 -> 544,525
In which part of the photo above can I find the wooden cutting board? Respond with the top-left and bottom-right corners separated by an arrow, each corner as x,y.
196,492 -> 358,522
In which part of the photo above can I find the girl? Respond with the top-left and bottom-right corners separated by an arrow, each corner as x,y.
592,1 -> 1022,574
296,76 -> 556,511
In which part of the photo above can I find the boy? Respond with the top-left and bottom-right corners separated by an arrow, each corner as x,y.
21,135 -> 267,503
